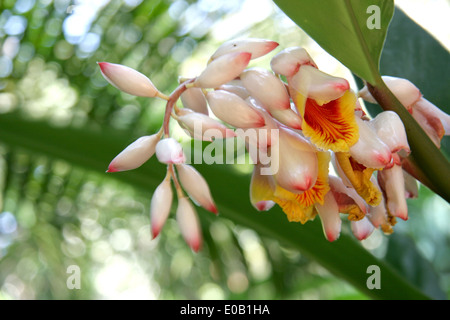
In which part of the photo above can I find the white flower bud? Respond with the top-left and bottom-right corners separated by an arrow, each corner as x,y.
150,178 -> 173,238
176,197 -> 202,252
180,87 -> 209,115
210,38 -> 279,61
378,164 -> 408,221
359,76 -> 422,108
241,67 -> 291,111
194,52 -> 251,88
369,111 -> 410,154
272,127 -> 318,193
176,164 -> 217,214
349,117 -> 392,169
206,90 -> 265,128
107,134 -> 160,172
316,191 -> 341,242
270,47 -> 317,77
98,62 -> 160,97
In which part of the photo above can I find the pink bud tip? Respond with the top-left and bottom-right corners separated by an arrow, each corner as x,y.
326,231 -> 339,242
239,52 -> 252,65
190,239 -> 202,253
333,80 -> 350,91
106,165 -> 119,173
151,226 -> 160,239
207,204 -> 218,215
265,41 -> 280,52
97,62 -> 108,72
292,176 -> 313,192
375,151 -> 392,167
256,201 -> 271,211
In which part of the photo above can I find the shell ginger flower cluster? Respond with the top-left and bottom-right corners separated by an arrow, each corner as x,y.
98,38 -> 450,251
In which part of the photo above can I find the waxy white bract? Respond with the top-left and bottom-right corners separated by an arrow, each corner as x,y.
98,62 -> 160,97
107,134 -> 160,172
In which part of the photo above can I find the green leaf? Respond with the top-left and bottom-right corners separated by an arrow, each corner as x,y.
385,233 -> 447,300
0,112 -> 432,299
273,0 -> 394,84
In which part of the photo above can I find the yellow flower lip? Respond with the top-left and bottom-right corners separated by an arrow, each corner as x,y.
292,90 -> 359,153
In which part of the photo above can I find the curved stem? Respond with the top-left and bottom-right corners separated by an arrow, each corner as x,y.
163,78 -> 196,136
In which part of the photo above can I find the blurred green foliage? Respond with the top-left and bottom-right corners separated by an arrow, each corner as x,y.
0,0 -> 448,300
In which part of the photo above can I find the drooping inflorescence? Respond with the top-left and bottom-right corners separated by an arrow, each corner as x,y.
98,38 -> 450,251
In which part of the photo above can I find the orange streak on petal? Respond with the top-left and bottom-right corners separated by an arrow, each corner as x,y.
303,90 -> 359,152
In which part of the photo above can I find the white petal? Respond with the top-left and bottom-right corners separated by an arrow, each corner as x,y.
206,90 -> 265,128
350,117 -> 392,169
315,191 -> 342,242
369,111 -> 410,154
414,98 -> 450,134
378,164 -> 408,221
269,108 -> 302,130
176,164 -> 218,214
107,134 -> 160,172
210,38 -> 278,61
194,52 -> 251,88
98,62 -> 159,97
288,65 -> 349,103
328,175 -> 367,214
270,47 -> 317,77
155,138 -> 186,164
150,178 -> 173,238
218,80 -> 250,100
359,76 -> 422,108
176,197 -> 202,252
240,67 -> 291,111
180,87 -> 209,115
272,127 -> 318,193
